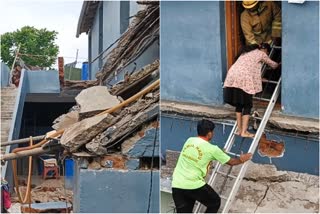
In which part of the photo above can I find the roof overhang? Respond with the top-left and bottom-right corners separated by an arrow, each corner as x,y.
76,1 -> 100,38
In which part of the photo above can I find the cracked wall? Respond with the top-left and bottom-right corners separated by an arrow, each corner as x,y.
161,115 -> 319,175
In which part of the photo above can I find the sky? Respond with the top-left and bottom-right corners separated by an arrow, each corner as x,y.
0,0 -> 88,68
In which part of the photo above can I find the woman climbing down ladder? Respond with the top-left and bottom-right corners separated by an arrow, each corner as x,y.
223,43 -> 279,138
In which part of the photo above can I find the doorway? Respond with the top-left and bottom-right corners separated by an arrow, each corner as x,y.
224,1 -> 282,107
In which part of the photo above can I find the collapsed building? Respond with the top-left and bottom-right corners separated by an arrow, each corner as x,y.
1,1 -> 160,213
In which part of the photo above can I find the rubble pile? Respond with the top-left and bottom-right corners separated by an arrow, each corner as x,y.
96,2 -> 159,84
63,2 -> 159,90
161,150 -> 319,213
12,179 -> 72,204
53,2 -> 160,171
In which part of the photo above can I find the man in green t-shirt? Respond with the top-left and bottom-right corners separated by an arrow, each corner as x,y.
172,119 -> 252,213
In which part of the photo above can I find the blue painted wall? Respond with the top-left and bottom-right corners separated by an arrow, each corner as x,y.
102,1 -> 121,57
74,169 -> 159,213
281,1 -> 319,119
160,114 -> 319,175
160,1 -> 226,106
89,1 -> 134,80
87,1 -> 158,85
1,61 -> 10,87
25,70 -> 60,93
90,3 -> 101,79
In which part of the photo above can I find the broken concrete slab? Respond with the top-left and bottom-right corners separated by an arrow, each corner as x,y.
229,180 -> 269,213
52,111 -> 79,130
244,161 -> 288,181
60,113 -> 114,152
85,98 -> 159,154
75,86 -> 120,119
109,60 -> 160,99
161,156 -> 320,213
269,111 -> 319,133
161,101 -> 320,134
161,100 -> 234,119
254,181 -> 319,213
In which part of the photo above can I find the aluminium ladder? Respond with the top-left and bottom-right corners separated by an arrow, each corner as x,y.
194,44 -> 281,213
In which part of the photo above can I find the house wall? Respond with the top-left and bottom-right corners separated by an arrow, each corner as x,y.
160,114 -> 319,175
73,169 -> 159,213
281,1 -> 319,118
102,1 -> 121,60
25,70 -> 60,93
89,1 -> 134,80
87,1 -> 158,85
90,4 -> 100,78
160,1 -> 319,119
160,1 -> 226,106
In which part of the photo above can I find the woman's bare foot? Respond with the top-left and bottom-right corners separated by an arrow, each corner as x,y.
235,129 -> 242,135
241,131 -> 255,138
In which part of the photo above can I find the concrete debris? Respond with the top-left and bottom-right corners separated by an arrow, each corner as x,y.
229,180 -> 268,213
269,112 -> 319,133
60,113 -> 114,152
88,159 -> 101,170
52,111 -> 79,130
63,79 -> 97,90
161,152 -> 319,213
75,86 -> 120,119
95,3 -> 159,83
161,100 -> 320,134
109,60 -> 160,96
85,92 -> 159,154
13,179 -> 73,205
7,203 -> 21,213
254,181 -> 319,213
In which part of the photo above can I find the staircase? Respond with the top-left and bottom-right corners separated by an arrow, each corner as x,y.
1,87 -> 17,157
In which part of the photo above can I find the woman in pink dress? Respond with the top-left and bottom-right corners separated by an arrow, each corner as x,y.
223,43 -> 279,138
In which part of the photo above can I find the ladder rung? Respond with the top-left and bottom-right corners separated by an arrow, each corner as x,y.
252,116 -> 263,120
272,45 -> 281,49
262,79 -> 278,84
216,171 -> 237,179
220,195 -> 228,200
226,151 -> 240,157
253,97 -> 271,102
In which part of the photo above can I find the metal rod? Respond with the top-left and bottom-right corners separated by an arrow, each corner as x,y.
1,135 -> 45,147
1,147 -> 49,161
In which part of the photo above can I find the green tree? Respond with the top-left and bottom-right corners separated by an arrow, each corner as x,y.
1,26 -> 59,68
